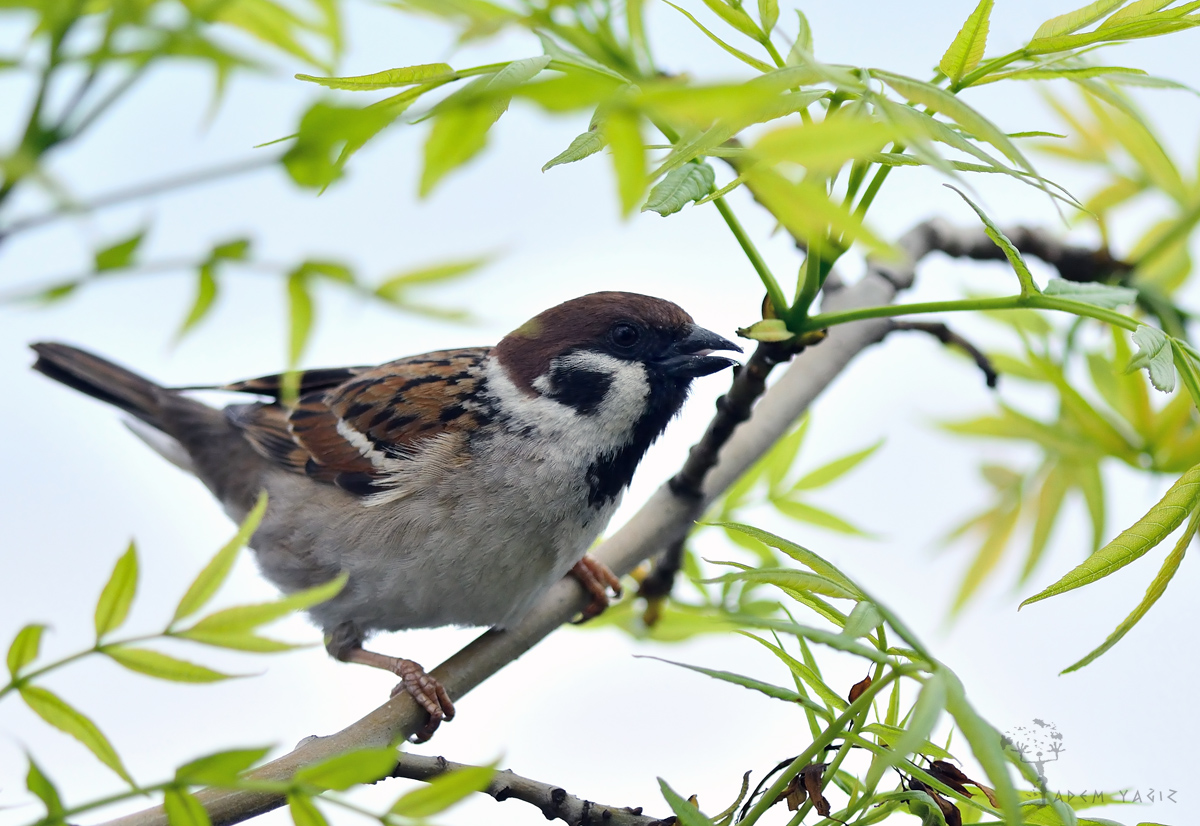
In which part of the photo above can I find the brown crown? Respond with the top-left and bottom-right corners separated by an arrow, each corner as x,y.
493,292 -> 695,394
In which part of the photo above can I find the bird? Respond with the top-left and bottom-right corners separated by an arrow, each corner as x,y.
31,291 -> 741,740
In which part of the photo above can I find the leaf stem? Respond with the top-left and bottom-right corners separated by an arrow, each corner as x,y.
712,196 -> 789,318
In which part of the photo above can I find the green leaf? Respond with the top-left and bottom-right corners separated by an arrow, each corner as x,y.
704,566 -> 859,599
95,231 -> 145,271
1042,279 -> 1137,308
733,616 -> 889,663
739,632 -> 849,710
790,9 -> 814,58
288,793 -> 328,826
700,0 -> 761,39
942,669 -> 1022,823
295,748 -> 399,790
860,723 -> 954,760
714,523 -> 861,596
947,185 -> 1039,296
176,747 -> 271,784
173,492 -> 268,624
864,670 -> 946,791
939,0 -> 994,85
841,601 -> 882,640
164,789 -> 212,826
104,646 -> 237,683
752,117 -> 896,174
283,100 -> 405,190
603,108 -> 646,215
177,264 -> 219,340
1127,325 -> 1175,392
287,268 -> 314,368
758,0 -> 779,34
637,655 -> 805,703
951,498 -> 1021,613
212,239 -> 251,261
26,757 -> 64,818
1101,0 -> 1175,28
542,129 -> 605,171
1033,0 -> 1127,39
743,165 -> 893,256
94,542 -> 138,640
661,0 -> 773,72
390,764 -> 496,817
659,778 -> 716,826
173,631 -> 299,652
1022,462 -> 1200,607
7,623 -> 45,678
1063,507 -> 1199,672
643,161 -> 715,216
296,62 -> 453,90
19,685 -> 133,784
872,70 -> 1037,176
763,417 -> 809,490
374,258 -> 484,302
792,441 -> 882,490
1023,463 -> 1070,583
773,499 -> 871,536
420,102 -> 499,196
182,573 -> 347,637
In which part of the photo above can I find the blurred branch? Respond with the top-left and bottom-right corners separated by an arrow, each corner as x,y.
930,223 -> 1131,284
890,321 -> 998,388
99,218 -> 945,826
0,155 -> 279,245
388,754 -> 666,826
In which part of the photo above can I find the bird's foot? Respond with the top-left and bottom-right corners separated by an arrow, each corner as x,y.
388,658 -> 456,742
569,554 -> 622,623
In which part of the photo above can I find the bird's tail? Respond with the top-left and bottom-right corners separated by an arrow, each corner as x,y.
31,342 -> 166,430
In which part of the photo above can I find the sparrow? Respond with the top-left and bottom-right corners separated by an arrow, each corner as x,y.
31,291 -> 740,739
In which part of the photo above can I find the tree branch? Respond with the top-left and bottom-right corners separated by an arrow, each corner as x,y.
388,754 -> 667,826
890,321 -> 998,388
101,219 -> 952,826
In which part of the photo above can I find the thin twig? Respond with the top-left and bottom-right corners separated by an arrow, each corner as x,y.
890,321 -> 998,388
387,753 -> 668,826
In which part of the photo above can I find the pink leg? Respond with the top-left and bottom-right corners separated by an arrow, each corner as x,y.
569,554 -> 623,623
342,647 -> 455,742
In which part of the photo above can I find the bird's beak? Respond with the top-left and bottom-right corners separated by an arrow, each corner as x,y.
659,324 -> 743,379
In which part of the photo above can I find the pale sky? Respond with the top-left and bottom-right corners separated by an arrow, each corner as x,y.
1,2 -> 1198,825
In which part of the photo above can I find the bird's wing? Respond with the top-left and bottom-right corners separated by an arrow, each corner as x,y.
225,348 -> 493,495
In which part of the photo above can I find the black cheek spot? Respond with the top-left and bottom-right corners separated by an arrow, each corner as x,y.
546,368 -> 613,416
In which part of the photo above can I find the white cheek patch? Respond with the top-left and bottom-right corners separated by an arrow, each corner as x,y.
487,353 -> 650,456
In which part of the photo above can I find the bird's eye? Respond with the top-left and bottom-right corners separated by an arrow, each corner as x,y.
609,322 -> 641,349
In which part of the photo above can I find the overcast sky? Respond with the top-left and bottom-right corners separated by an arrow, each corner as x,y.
2,2 -> 1199,825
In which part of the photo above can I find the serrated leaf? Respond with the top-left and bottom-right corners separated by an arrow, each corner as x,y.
715,523 -> 861,595
699,0 -> 761,39
164,789 -> 211,826
793,441 -> 882,491
739,632 -> 848,710
638,655 -> 803,703
288,793 -> 327,826
643,162 -> 715,216
542,129 -> 605,171
173,492 -> 268,624
26,757 -> 63,818
1023,463 -> 1070,583
662,0 -> 773,72
659,778 -> 715,826
295,748 -> 399,790
19,685 -> 133,784
947,185 -> 1039,296
94,542 -> 138,640
1022,462 -> 1200,607
861,724 -> 954,760
176,747 -> 271,784
296,62 -> 453,90
603,108 -> 646,216
1127,325 -> 1175,392
733,616 -> 889,663
1033,0 -> 1127,39
841,601 -> 882,639
704,567 -> 859,599
939,0 -> 993,85
1042,279 -> 1137,308
790,9 -> 814,59
95,231 -> 145,271
7,624 -> 45,678
182,573 -> 347,637
104,646 -> 237,683
420,102 -> 497,196
390,764 -> 496,817
942,669 -> 1022,823
1063,507 -> 1199,673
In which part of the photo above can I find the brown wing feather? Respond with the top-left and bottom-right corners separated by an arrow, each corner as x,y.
226,348 -> 492,495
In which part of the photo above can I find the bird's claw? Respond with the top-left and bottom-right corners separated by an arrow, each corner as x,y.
389,658 -> 456,743
569,554 -> 622,624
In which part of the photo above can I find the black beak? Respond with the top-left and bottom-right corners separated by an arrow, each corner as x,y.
659,323 -> 742,379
